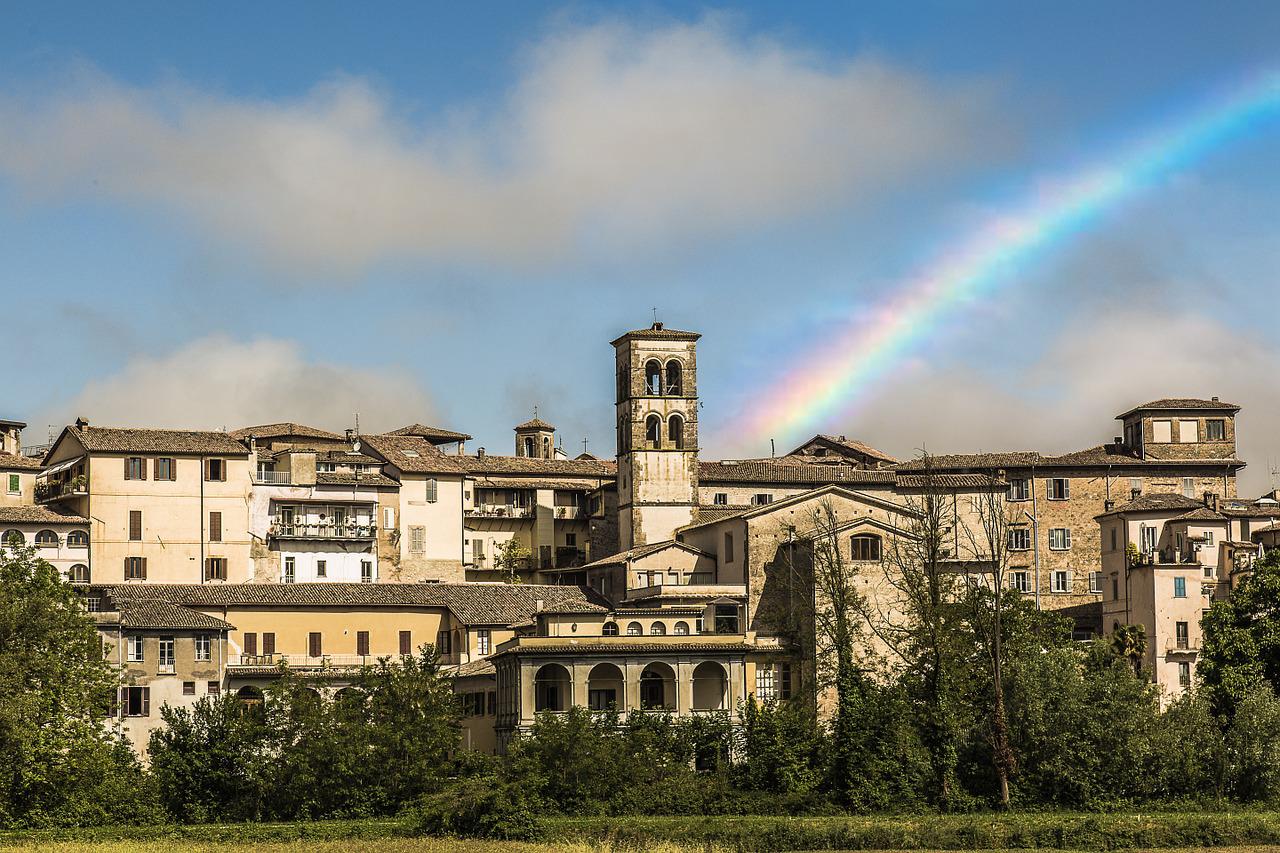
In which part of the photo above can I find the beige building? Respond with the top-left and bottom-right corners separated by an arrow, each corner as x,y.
1,419 -> 42,506
0,505 -> 91,582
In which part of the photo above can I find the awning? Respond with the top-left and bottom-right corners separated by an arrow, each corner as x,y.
38,456 -> 84,478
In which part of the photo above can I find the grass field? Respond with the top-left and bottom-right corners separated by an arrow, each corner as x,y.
6,844 -> 1280,853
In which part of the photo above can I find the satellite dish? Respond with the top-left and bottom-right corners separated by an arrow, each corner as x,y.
352,440 -> 361,453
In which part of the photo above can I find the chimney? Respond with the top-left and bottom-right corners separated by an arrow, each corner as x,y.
652,322 -> 663,331
477,447 -> 486,459
1212,396 -> 1220,402
1113,436 -> 1123,446
74,416 -> 89,429
1204,492 -> 1219,511
534,597 -> 544,612
1130,488 -> 1141,501
248,434 -> 257,452
345,428 -> 356,442
1104,499 -> 1115,511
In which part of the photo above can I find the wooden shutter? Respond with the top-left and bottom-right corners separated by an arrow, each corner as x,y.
129,511 -> 142,541
309,632 -> 322,657
139,557 -> 147,580
141,687 -> 150,717
244,632 -> 257,656
357,631 -> 370,656
263,632 -> 275,655
399,630 -> 411,655
209,511 -> 222,542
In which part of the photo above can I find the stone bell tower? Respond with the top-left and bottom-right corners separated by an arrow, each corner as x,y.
514,415 -> 556,459
612,323 -> 700,549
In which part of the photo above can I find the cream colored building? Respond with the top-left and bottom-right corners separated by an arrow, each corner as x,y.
0,505 -> 91,582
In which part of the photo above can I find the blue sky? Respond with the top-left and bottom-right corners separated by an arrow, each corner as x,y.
2,2 -> 1279,489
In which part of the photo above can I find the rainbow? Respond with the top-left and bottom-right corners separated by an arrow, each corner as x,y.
727,70 -> 1280,449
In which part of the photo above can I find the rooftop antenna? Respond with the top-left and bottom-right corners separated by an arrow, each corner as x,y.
354,412 -> 360,437
533,404 -> 538,421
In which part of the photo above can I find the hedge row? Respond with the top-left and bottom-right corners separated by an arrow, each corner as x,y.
0,817 -> 412,846
544,812 -> 1280,851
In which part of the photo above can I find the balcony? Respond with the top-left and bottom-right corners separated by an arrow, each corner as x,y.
1165,638 -> 1198,654
269,522 -> 376,540
465,505 -> 534,519
554,506 -> 586,520
35,476 -> 87,504
554,547 -> 587,568
255,470 -> 293,485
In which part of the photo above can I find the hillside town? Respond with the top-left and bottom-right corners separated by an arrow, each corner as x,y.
2,322 -> 1277,757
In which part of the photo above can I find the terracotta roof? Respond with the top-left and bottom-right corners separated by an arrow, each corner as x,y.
229,423 -> 345,442
1116,398 -> 1240,419
1170,507 -> 1229,523
699,461 -> 895,485
473,477 -> 597,491
787,435 -> 898,464
463,455 -> 615,478
499,641 -> 753,656
97,599 -> 235,631
897,445 -> 1240,471
581,540 -> 707,570
454,659 -> 497,678
897,452 -> 1043,471
360,435 -> 465,475
514,418 -> 555,431
315,471 -> 399,488
315,450 -> 379,464
895,473 -> 1006,489
384,424 -> 473,443
0,452 -> 42,471
610,324 -> 701,346
70,425 -> 248,456
1096,493 -> 1204,518
1220,502 -> 1280,519
102,582 -> 605,625
0,505 -> 87,524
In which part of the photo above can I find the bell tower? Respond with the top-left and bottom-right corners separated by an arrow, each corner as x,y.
514,414 -> 556,459
612,323 -> 700,549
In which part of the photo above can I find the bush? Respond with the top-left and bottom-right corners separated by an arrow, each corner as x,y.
413,776 -> 543,841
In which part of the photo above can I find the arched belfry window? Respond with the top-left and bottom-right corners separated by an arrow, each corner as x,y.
645,360 -> 662,395
645,415 -> 661,449
668,414 -> 684,449
523,437 -> 535,457
665,360 -> 682,396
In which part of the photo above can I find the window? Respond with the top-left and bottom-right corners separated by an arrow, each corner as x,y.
69,563 -> 89,584
487,691 -> 497,715
6,473 -> 17,494
1008,478 -> 1030,501
316,559 -> 327,578
34,529 -> 58,547
400,630 -> 412,656
123,686 -> 150,717
194,634 -> 211,661
1089,572 -> 1102,594
650,622 -> 666,636
1113,577 -> 1120,598
357,631 -> 370,656
1173,576 -> 1187,598
1008,528 -> 1031,551
1179,661 -> 1191,687
1048,528 -> 1072,550
627,622 -> 643,636
243,632 -> 258,656
205,558 -> 227,581
850,534 -> 882,561
154,457 -> 176,481
756,665 -> 776,701
602,622 -> 619,636
263,633 -> 275,655
665,360 -> 682,396
361,560 -> 373,583
645,415 -> 661,448
714,603 -> 739,634
471,538 -> 485,562
205,459 -> 226,481
645,359 -> 662,395
425,478 -> 438,502
1110,527 -> 1117,551
1182,478 -> 1196,499
1206,419 -> 1226,441
674,621 -> 689,635
85,595 -> 101,612
752,493 -> 773,506
127,635 -> 144,662
779,663 -> 792,700
207,681 -> 220,696
723,532 -> 735,562
476,629 -> 491,655
1129,477 -> 1143,495
565,533 -> 577,547
1012,571 -> 1030,593
713,492 -> 728,506
1204,531 -> 1214,546
409,526 -> 426,555
308,632 -> 322,658
125,556 -> 147,580
1048,478 -> 1070,500
158,637 -> 175,674
668,415 -> 684,449
434,630 -> 451,655
283,557 -> 295,583
1176,621 -> 1189,649
383,507 -> 395,528
208,511 -> 222,542
67,530 -> 88,548
1051,570 -> 1070,593
125,457 -> 146,480
0,529 -> 22,547
1140,525 -> 1157,554
183,681 -> 196,696
128,510 -> 142,541
1178,419 -> 1199,443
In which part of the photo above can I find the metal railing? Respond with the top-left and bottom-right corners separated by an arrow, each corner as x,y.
465,505 -> 534,519
255,471 -> 292,484
270,523 -> 376,539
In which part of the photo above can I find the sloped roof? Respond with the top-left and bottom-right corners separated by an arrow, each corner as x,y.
315,471 -> 399,488
385,424 -> 473,443
581,540 -> 710,570
897,452 -> 1043,471
69,425 -> 248,456
699,461 -> 895,485
229,423 -> 345,442
0,452 -> 42,471
103,582 -> 606,626
463,455 -> 615,478
360,434 -> 465,475
454,659 -> 497,678
895,473 -> 1007,489
99,599 -> 235,631
1096,493 -> 1204,519
1170,507 -> 1229,523
1116,398 -> 1240,419
0,505 -> 87,524
610,324 -> 701,346
788,435 -> 898,464
514,418 -> 555,431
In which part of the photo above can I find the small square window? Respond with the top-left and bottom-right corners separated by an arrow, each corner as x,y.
1008,478 -> 1030,501
1048,528 -> 1072,550
1051,570 -> 1069,593
1048,479 -> 1070,500
182,681 -> 196,696
1206,419 -> 1226,442
1008,528 -> 1031,550
1089,571 -> 1101,594
1012,571 -> 1030,593
207,681 -> 220,696
713,492 -> 728,506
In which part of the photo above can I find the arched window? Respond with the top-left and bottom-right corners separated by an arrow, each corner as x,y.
68,564 -> 90,584
618,415 -> 629,453
644,360 -> 662,395
542,436 -> 551,458
850,534 -> 882,562
35,530 -> 58,547
602,621 -> 619,636
66,530 -> 88,548
1,530 -> 23,547
645,415 -> 661,449
534,663 -> 571,712
236,685 -> 264,714
650,621 -> 666,636
667,414 -> 684,450
673,621 -> 689,636
626,622 -> 643,636
523,437 -> 534,457
665,360 -> 682,396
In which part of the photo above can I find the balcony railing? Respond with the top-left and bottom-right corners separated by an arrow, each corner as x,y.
35,477 -> 88,504
465,505 -> 534,519
554,547 -> 588,568
554,506 -> 586,519
269,523 -> 376,540
255,471 -> 293,484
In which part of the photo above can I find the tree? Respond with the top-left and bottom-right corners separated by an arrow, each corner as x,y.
494,539 -> 533,583
1199,549 -> 1280,716
0,544 -> 157,827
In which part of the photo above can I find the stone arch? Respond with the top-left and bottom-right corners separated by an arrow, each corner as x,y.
644,359 -> 662,395
639,661 -> 676,710
691,661 -> 727,711
645,414 -> 661,448
626,621 -> 643,636
665,359 -> 683,396
34,529 -> 58,547
587,662 -> 624,711
534,663 -> 571,712
667,414 -> 684,449
66,530 -> 88,548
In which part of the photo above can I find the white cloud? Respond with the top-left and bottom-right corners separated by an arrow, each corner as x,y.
0,19 -> 993,271
47,336 -> 436,435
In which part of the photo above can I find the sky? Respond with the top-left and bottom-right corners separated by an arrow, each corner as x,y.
2,2 -> 1279,491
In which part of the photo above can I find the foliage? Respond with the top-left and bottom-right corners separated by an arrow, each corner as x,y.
414,775 -> 544,841
0,544 -> 160,827
1199,548 -> 1280,716
493,539 -> 532,582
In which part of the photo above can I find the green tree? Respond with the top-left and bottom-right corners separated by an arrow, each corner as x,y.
1199,549 -> 1280,716
0,544 -> 158,827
